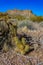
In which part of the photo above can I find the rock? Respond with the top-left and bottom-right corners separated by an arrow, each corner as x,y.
33,43 -> 39,51
0,50 -> 32,65
39,35 -> 43,48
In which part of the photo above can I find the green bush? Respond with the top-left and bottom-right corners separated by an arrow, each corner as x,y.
30,16 -> 43,22
13,15 -> 26,20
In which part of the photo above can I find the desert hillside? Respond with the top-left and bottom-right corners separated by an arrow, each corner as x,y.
0,10 -> 43,65
0,9 -> 43,21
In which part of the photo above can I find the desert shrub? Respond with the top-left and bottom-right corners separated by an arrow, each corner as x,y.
30,16 -> 43,22
13,15 -> 26,20
18,20 -> 37,30
39,22 -> 43,27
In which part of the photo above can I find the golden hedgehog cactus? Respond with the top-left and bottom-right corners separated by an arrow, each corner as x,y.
12,36 -> 31,55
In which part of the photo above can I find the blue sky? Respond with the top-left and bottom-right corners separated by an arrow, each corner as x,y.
0,0 -> 43,16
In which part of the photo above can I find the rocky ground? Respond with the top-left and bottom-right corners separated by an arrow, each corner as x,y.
0,47 -> 43,65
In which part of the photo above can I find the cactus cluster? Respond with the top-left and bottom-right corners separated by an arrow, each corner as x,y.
12,36 -> 31,55
0,19 -> 33,54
